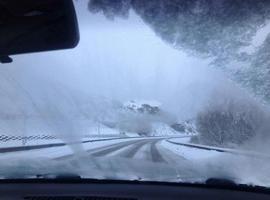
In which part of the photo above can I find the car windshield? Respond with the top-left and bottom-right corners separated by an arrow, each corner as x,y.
1,0 -> 270,187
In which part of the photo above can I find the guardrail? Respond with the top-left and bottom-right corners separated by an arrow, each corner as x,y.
0,135 -> 174,154
166,139 -> 270,160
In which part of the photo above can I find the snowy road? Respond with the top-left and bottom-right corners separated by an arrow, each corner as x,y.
56,138 -> 184,163
0,136 -> 264,185
0,137 -> 222,181
87,139 -> 169,162
52,137 -> 202,181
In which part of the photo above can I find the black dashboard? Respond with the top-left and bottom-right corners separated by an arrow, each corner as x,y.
0,179 -> 269,200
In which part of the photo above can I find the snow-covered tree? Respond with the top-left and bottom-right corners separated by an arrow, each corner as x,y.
88,0 -> 270,103
237,35 -> 270,102
195,87 -> 269,147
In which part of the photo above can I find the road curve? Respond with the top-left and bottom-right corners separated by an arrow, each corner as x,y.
77,138 -> 184,164
53,137 -> 202,181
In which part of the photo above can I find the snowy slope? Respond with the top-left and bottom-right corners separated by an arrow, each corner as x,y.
0,98 -> 189,148
123,100 -> 161,110
151,122 -> 181,136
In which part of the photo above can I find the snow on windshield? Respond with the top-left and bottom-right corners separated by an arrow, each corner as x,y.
0,0 -> 270,187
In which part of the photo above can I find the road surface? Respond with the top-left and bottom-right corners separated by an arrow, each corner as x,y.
55,138 -> 199,181
56,138 -> 182,162
0,137 -> 212,181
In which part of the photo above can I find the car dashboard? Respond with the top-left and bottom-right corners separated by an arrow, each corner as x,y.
0,179 -> 269,200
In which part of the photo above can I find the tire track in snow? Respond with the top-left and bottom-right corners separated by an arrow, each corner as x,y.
150,140 -> 167,163
56,138 -> 181,165
90,139 -> 146,157
55,139 -> 144,160
157,141 -> 203,181
132,141 -> 152,161
120,139 -> 152,158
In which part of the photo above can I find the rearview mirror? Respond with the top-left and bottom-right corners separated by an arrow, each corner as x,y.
0,0 -> 79,63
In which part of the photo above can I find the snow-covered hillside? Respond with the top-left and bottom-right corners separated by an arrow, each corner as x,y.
0,96 -> 192,147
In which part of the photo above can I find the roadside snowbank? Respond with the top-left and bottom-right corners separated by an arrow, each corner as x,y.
161,138 -> 220,160
166,137 -> 270,159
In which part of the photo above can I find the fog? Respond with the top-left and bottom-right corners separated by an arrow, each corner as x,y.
0,0 -> 270,186
0,1 -> 268,149
0,0 -> 231,140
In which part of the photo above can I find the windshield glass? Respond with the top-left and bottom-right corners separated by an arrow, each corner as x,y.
1,0 -> 270,187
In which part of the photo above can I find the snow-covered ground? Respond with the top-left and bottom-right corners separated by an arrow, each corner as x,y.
151,122 -> 183,136
0,122 -> 185,148
160,137 -> 270,187
0,99 -> 192,150
0,137 -> 147,160
0,98 -> 267,185
0,134 -> 269,187
161,137 -> 221,160
0,122 -> 141,148
165,137 -> 270,160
